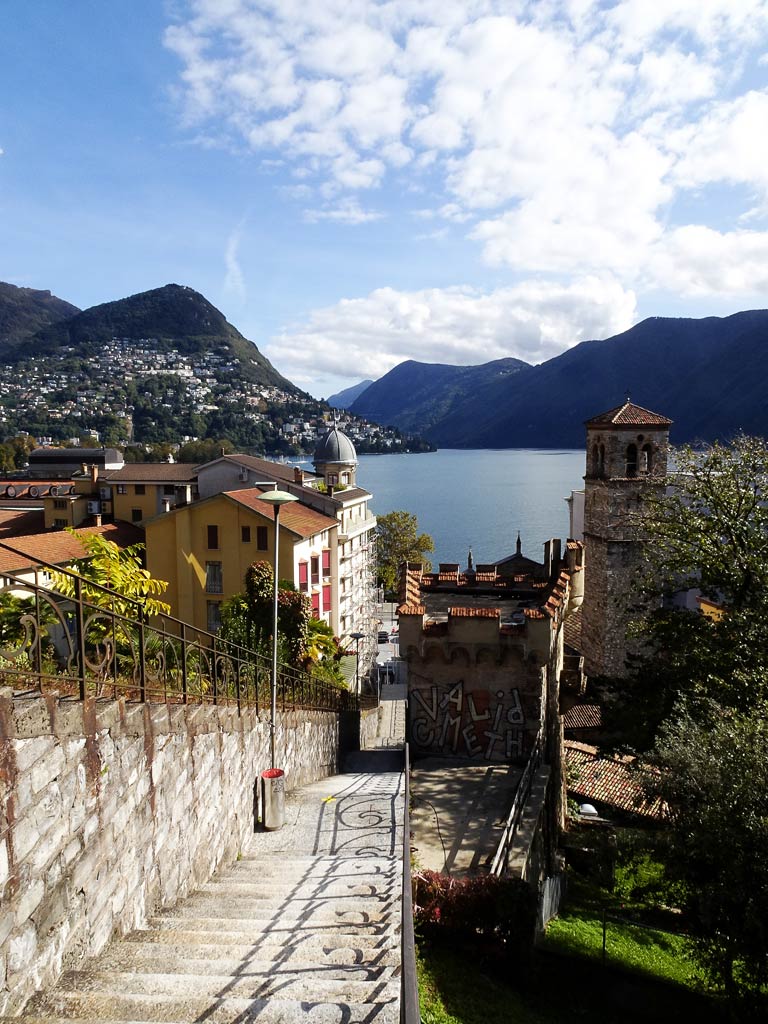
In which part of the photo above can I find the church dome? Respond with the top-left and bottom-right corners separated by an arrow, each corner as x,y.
314,424 -> 357,466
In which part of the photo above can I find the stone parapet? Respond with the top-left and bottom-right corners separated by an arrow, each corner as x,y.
0,688 -> 342,1015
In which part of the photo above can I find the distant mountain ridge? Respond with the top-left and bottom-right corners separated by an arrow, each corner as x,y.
351,311 -> 768,447
16,283 -> 295,391
0,283 -> 80,349
327,379 -> 374,409
351,357 -> 530,435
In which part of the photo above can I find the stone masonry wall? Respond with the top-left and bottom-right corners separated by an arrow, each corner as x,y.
0,689 -> 344,1015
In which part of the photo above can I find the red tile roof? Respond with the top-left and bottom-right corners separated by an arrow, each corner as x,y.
565,741 -> 664,820
103,464 -> 200,482
448,606 -> 500,618
223,489 -> 338,539
563,703 -> 602,730
0,522 -> 145,574
585,401 -> 672,428
398,603 -> 426,615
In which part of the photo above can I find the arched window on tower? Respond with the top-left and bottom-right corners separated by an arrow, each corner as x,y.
599,444 -> 606,477
591,443 -> 599,476
640,443 -> 652,474
626,443 -> 638,477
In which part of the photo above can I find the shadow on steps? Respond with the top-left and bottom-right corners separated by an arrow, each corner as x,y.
344,749 -> 404,773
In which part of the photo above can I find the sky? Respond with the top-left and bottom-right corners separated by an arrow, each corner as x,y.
2,0 -> 768,399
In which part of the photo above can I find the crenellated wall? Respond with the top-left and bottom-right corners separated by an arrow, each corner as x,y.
0,689 -> 346,1015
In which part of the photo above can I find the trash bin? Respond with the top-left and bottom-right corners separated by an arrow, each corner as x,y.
260,768 -> 285,830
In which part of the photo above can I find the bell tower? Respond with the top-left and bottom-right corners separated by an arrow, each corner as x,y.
581,400 -> 672,678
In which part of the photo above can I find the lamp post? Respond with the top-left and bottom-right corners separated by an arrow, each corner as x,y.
258,488 -> 298,769
350,631 -> 366,697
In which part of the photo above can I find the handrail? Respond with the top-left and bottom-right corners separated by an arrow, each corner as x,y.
0,548 -> 355,714
400,742 -> 420,1024
489,730 -> 543,877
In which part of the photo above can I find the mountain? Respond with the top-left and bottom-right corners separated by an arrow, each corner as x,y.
352,311 -> 768,448
18,283 -> 295,390
0,283 -> 80,350
350,357 -> 531,435
327,380 -> 374,409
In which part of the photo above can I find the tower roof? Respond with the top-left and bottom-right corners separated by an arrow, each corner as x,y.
585,401 -> 672,428
314,423 -> 357,465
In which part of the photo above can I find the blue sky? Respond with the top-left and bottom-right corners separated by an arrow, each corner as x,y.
3,1 -> 768,399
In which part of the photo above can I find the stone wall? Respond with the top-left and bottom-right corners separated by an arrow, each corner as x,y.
0,690 -> 345,1015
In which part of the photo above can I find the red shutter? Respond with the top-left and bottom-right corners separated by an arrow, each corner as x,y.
312,593 -> 320,616
322,584 -> 331,612
299,562 -> 308,591
322,549 -> 331,575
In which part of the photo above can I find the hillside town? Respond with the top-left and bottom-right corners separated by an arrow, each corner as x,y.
0,338 -> 430,455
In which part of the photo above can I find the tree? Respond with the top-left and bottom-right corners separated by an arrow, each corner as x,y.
219,561 -> 310,665
650,709 -> 768,1006
52,531 -> 170,618
601,435 -> 768,747
376,510 -> 434,595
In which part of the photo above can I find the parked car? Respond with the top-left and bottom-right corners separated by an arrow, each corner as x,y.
377,630 -> 390,643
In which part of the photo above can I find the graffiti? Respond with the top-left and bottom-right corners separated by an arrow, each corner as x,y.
410,680 -> 528,760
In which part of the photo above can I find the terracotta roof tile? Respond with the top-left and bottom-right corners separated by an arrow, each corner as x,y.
103,464 -> 200,482
565,741 -> 663,820
585,401 -> 672,428
0,522 -> 144,574
563,703 -> 602,730
448,606 -> 500,618
223,489 -> 337,538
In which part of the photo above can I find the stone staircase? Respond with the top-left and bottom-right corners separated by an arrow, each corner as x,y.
5,770 -> 405,1024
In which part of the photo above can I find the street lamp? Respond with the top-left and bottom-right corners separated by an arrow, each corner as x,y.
258,487 -> 298,769
350,631 -> 366,696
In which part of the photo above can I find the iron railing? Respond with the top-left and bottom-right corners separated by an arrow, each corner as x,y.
489,730 -> 544,877
0,546 -> 354,713
401,742 -> 420,1024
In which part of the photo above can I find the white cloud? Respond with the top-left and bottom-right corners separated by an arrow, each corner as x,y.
224,224 -> 246,299
265,276 -> 637,385
165,0 -> 768,319
646,225 -> 768,295
303,198 -> 384,224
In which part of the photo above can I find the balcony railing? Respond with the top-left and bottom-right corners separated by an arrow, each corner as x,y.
0,547 -> 354,714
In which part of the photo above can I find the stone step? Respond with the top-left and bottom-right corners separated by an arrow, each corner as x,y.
155,898 -> 395,923
147,915 -> 397,938
198,879 -> 399,899
19,989 -> 398,1023
120,932 -> 400,965
70,946 -> 400,983
47,968 -> 400,1005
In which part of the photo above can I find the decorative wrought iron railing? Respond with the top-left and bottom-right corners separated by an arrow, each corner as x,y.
0,547 -> 354,714
401,742 -> 420,1024
489,730 -> 544,878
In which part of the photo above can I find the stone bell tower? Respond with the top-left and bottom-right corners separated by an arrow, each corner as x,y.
580,400 -> 672,678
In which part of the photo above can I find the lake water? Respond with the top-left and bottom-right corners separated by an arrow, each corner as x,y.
355,448 -> 585,568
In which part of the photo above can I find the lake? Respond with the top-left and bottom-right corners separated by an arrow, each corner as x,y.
355,448 -> 585,568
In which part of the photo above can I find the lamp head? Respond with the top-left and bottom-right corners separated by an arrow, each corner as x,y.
259,488 -> 299,508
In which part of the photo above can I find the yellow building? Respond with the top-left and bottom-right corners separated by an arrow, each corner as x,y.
145,487 -> 338,635
102,464 -> 199,525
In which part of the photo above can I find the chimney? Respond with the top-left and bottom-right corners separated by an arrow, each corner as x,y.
94,513 -> 102,527
90,465 -> 99,484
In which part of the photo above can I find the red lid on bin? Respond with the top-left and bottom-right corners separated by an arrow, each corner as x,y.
261,768 -> 284,779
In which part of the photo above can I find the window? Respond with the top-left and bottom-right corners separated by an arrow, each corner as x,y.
625,444 -> 638,478
311,555 -> 320,586
322,584 -> 331,612
205,561 -> 223,593
299,561 -> 309,592
241,525 -> 251,543
163,485 -> 175,496
257,526 -> 268,550
328,473 -> 338,485
131,508 -> 142,523
312,593 -> 320,617
640,443 -> 652,474
117,484 -> 127,495
54,518 -> 68,528
322,549 -> 331,576
207,601 -> 222,634
207,524 -> 219,549
54,499 -> 67,510
134,484 -> 146,495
